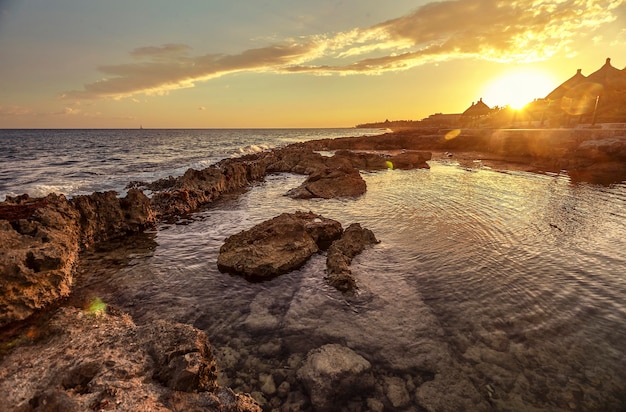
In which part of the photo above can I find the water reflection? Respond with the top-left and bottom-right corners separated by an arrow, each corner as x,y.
75,163 -> 626,410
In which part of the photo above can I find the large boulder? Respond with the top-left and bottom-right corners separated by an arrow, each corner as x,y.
326,223 -> 378,293
286,166 -> 367,199
217,211 -> 343,279
297,344 -> 375,411
0,307 -> 260,412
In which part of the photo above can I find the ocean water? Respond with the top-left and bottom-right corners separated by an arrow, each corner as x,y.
0,128 -> 384,201
3,129 -> 626,410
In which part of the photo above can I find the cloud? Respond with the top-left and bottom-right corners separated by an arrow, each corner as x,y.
64,0 -> 623,100
0,105 -> 33,116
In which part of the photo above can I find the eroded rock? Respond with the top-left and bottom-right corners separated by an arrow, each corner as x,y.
217,211 -> 343,279
326,223 -> 378,293
0,307 -> 260,412
0,190 -> 156,327
286,166 -> 367,199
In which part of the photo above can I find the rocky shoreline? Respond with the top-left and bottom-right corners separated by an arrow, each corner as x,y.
1,127 -> 625,411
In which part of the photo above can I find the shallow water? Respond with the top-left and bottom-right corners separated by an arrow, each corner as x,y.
74,161 -> 626,410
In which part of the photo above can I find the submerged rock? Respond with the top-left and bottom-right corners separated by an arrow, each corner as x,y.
326,223 -> 379,293
217,211 -> 343,279
297,343 -> 375,411
0,307 -> 260,412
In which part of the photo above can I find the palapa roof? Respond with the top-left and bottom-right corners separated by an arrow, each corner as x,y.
545,69 -> 587,100
462,98 -> 491,116
546,58 -> 626,101
586,58 -> 626,90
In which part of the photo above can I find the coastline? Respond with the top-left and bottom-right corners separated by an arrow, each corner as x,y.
1,127 -> 625,411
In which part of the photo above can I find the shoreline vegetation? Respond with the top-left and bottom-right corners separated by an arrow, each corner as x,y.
1,127 -> 625,410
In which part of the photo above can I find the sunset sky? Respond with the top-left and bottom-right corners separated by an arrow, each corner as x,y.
1,0 -> 625,128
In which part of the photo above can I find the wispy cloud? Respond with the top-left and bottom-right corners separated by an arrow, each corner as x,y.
64,0 -> 623,100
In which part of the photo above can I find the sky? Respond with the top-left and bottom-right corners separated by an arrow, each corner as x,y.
0,0 -> 625,128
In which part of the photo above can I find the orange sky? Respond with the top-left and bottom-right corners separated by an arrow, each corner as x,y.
1,0 -> 625,128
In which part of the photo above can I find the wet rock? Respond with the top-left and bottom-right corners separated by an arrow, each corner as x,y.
366,397 -> 385,412
0,306 -> 260,412
217,211 -> 343,279
330,150 -> 389,170
384,376 -> 411,408
326,223 -> 378,292
277,381 -> 291,399
72,189 -> 156,248
387,150 -> 432,169
415,371 -> 490,412
265,146 -> 328,175
297,343 -> 374,411
259,373 -> 277,396
286,166 -> 366,199
150,156 -> 270,218
330,149 -> 432,170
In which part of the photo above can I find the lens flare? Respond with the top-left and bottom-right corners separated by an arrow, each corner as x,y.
445,129 -> 461,140
87,297 -> 107,315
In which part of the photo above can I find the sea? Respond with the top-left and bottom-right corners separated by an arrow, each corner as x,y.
2,128 -> 626,410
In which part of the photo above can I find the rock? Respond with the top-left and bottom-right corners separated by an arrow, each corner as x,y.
330,149 -> 432,170
265,146 -> 329,175
217,211 -> 343,279
0,306 -> 260,412
366,397 -> 385,412
150,155 -> 270,218
0,190 -> 155,328
286,166 -> 367,199
387,150 -> 432,169
384,376 -> 411,408
277,381 -> 291,399
71,188 -> 156,248
0,193 -> 80,328
137,319 -> 219,393
330,150 -> 389,170
259,373 -> 277,396
297,343 -> 374,411
326,223 -> 378,292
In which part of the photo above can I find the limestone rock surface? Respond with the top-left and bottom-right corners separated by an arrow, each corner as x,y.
0,307 -> 260,412
286,166 -> 367,199
0,189 -> 155,327
326,223 -> 378,292
217,211 -> 343,279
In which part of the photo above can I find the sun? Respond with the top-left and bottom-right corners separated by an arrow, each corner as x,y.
481,70 -> 557,110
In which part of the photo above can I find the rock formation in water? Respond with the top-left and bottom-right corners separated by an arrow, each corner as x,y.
286,166 -> 367,199
297,344 -> 375,412
0,189 -> 155,328
217,211 -> 343,279
217,212 -> 379,293
326,223 -> 379,293
0,307 -> 260,411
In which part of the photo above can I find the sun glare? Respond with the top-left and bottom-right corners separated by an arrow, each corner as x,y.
482,70 -> 557,110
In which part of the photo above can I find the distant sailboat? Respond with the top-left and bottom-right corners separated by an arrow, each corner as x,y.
140,124 -> 143,129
